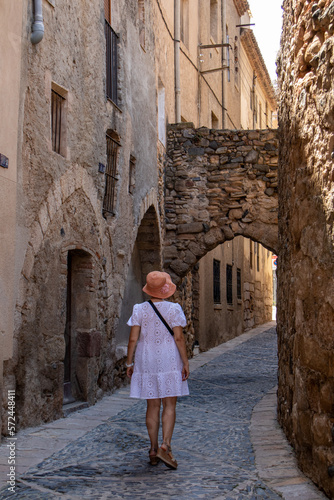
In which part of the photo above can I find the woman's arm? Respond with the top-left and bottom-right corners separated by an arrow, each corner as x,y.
173,326 -> 189,381
126,325 -> 140,378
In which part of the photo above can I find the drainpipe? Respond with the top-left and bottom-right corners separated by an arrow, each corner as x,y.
31,0 -> 44,45
174,0 -> 181,123
221,0 -> 226,128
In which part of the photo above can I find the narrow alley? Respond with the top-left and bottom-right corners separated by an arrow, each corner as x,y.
0,323 -> 325,499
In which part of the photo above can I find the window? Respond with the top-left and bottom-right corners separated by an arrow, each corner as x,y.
180,0 -> 189,47
51,83 -> 67,156
226,28 -> 230,82
213,259 -> 221,304
210,0 -> 218,42
226,264 -> 233,305
211,111 -> 218,129
129,155 -> 136,195
254,242 -> 260,272
250,240 -> 253,269
105,19 -> 119,104
103,132 -> 120,216
237,268 -> 241,300
158,80 -> 166,145
104,0 -> 110,23
138,0 -> 145,48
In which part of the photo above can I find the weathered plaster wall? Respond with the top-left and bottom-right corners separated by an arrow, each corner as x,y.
277,0 -> 334,496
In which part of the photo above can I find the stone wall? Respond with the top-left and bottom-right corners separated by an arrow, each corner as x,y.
277,0 -> 334,496
164,124 -> 279,280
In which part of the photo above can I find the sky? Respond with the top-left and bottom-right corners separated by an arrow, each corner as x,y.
247,0 -> 283,82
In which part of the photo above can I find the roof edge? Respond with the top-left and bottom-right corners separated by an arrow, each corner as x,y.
240,29 -> 277,108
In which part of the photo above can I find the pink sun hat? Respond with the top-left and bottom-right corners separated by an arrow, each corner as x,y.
142,271 -> 176,299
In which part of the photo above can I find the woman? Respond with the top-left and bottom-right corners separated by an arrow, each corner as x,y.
126,271 -> 189,469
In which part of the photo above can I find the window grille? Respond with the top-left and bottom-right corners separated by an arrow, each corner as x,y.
129,155 -> 136,194
226,264 -> 233,305
250,240 -> 253,269
51,89 -> 64,155
234,40 -> 239,88
103,134 -> 120,216
105,20 -> 118,104
237,268 -> 241,300
213,259 -> 221,304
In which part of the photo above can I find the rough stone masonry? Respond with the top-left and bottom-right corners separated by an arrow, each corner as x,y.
277,0 -> 334,497
163,124 -> 279,280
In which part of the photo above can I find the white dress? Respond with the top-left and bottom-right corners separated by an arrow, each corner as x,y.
127,301 -> 190,399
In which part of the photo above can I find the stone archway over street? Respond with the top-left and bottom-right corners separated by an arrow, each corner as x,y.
163,124 -> 279,279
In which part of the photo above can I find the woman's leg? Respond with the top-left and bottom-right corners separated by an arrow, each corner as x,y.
161,396 -> 177,447
146,398 -> 161,452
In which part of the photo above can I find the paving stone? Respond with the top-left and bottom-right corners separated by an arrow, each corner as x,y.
0,324 -> 326,499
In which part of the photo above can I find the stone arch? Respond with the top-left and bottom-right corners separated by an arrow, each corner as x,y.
117,203 -> 162,344
164,125 -> 279,280
21,164 -> 105,282
15,179 -> 106,427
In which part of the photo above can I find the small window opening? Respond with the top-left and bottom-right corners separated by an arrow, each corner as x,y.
226,264 -> 233,305
213,259 -> 221,304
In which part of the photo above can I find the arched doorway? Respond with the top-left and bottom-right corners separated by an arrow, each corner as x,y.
194,236 -> 275,352
117,205 -> 161,345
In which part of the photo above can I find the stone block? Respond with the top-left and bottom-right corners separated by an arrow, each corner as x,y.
245,150 -> 259,163
312,414 -> 332,447
177,222 -> 203,234
188,147 -> 205,156
229,208 -> 243,220
77,330 -> 101,358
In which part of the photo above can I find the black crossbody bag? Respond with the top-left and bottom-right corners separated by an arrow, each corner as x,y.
148,300 -> 174,336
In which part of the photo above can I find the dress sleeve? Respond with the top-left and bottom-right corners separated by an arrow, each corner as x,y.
127,304 -> 141,326
170,303 -> 187,328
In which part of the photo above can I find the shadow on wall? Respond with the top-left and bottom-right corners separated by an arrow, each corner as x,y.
117,243 -> 144,346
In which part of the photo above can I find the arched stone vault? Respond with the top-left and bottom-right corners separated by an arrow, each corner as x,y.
163,124 -> 279,280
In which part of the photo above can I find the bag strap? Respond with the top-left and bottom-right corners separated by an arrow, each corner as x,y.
148,300 -> 174,336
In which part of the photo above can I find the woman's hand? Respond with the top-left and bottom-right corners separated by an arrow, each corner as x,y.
127,365 -> 134,378
182,362 -> 189,381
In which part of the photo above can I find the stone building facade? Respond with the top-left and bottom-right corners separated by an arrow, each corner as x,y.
277,0 -> 334,497
1,0 -> 163,431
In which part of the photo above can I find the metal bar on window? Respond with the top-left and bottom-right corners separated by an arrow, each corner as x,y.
103,135 -> 119,216
213,259 -> 221,304
237,268 -> 241,300
105,20 -> 118,104
226,264 -> 233,305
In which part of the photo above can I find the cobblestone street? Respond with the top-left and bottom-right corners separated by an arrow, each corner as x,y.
0,323 -> 326,499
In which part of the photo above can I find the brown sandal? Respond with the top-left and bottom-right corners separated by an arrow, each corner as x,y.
156,442 -> 178,469
149,448 -> 160,465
